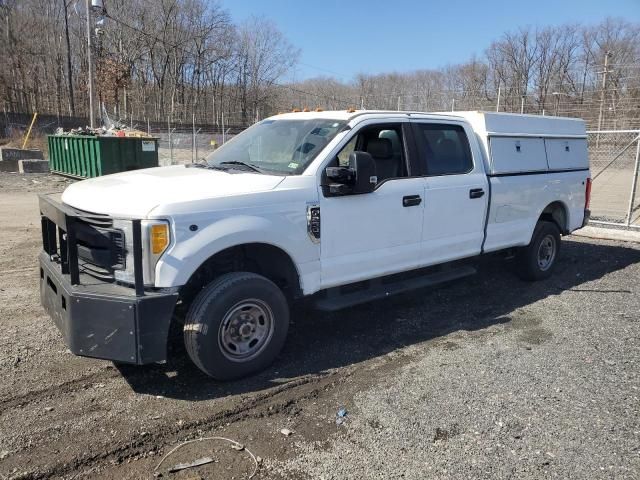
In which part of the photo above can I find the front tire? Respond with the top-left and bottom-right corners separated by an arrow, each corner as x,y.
516,221 -> 561,281
183,272 -> 289,380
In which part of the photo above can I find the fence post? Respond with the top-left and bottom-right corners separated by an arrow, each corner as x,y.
626,135 -> 640,226
192,113 -> 196,164
168,116 -> 173,166
195,128 -> 201,162
222,111 -> 225,144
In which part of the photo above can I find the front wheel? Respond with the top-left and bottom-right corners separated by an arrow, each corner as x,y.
515,221 -> 561,281
183,272 -> 289,380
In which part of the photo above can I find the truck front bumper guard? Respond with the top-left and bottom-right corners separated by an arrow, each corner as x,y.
38,195 -> 178,364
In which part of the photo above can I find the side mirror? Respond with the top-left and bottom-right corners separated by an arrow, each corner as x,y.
349,151 -> 377,194
323,151 -> 377,196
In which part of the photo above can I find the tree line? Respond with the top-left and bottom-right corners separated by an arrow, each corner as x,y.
0,0 -> 299,128
292,18 -> 640,130
0,1 -> 638,131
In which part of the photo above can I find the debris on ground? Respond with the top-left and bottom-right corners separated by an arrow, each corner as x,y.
153,436 -> 259,479
280,428 -> 293,437
335,407 -> 348,426
167,456 -> 215,473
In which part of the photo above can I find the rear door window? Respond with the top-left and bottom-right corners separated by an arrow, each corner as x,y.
412,123 -> 473,176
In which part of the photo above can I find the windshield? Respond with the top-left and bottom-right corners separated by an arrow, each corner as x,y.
205,118 -> 346,175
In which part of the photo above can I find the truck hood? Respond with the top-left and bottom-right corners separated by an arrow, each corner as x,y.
61,165 -> 286,218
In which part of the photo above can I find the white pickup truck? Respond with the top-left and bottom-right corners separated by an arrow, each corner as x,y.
39,110 -> 591,379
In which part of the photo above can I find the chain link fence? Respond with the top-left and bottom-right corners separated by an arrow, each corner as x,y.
153,130 -> 237,167
154,127 -> 640,230
588,130 -> 640,228
1,111 -> 245,168
4,111 -> 640,229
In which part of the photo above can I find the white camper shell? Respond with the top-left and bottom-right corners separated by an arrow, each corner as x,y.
449,111 -> 589,175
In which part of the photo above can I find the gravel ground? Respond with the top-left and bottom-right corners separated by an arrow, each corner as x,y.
0,172 -> 638,480
278,274 -> 640,479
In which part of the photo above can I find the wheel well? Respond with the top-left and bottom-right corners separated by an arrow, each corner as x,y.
540,202 -> 568,234
178,243 -> 302,311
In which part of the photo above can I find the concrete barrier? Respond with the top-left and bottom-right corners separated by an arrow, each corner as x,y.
0,147 -> 44,172
573,225 -> 640,244
18,159 -> 49,174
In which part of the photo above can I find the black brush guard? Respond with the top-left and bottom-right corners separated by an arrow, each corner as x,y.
38,195 -> 178,364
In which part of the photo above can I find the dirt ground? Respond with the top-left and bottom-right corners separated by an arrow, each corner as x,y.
0,172 -> 639,480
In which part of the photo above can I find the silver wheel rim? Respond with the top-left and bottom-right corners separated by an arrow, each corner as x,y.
218,299 -> 274,362
537,234 -> 556,271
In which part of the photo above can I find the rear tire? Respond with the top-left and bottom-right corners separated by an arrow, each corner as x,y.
516,221 -> 561,281
183,272 -> 289,380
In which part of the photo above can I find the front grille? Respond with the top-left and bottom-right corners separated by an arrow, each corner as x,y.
40,195 -> 146,294
65,207 -> 124,281
66,206 -> 113,228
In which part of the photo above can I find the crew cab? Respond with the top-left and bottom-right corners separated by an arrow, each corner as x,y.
38,110 -> 591,379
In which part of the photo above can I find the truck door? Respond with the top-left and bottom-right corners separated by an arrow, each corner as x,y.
411,121 -> 489,263
318,120 -> 426,289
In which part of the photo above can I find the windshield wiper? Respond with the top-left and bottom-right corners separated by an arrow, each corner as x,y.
218,161 -> 264,173
186,163 -> 228,172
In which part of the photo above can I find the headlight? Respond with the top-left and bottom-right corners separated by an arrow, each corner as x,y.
113,219 -> 171,287
150,223 -> 170,254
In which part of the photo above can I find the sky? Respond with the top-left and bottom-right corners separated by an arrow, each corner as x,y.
223,0 -> 640,82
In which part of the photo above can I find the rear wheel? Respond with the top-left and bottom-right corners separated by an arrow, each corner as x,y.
516,221 -> 561,281
183,272 -> 289,380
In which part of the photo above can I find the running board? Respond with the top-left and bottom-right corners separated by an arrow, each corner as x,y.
314,265 -> 477,312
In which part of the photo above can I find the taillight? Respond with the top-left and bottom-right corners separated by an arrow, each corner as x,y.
585,178 -> 592,210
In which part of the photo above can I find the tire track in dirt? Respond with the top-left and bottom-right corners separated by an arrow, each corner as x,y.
0,368 -> 120,413
13,371 -> 339,480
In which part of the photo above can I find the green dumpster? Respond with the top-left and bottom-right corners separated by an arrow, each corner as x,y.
47,135 -> 159,178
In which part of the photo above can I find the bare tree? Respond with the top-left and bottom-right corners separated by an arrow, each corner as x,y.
0,6 -> 638,132
235,16 -> 300,123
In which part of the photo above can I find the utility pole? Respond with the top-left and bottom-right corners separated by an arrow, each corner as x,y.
85,0 -> 95,128
62,0 -> 75,116
597,51 -> 612,134
496,85 -> 501,112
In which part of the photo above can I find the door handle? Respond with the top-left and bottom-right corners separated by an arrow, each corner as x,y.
402,195 -> 422,207
469,188 -> 485,199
